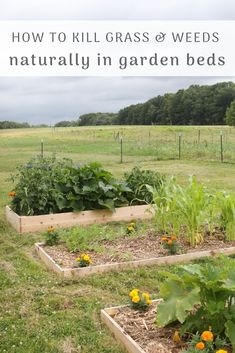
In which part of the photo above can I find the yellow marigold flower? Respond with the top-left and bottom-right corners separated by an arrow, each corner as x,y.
83,254 -> 90,261
129,289 -> 139,298
127,226 -> 134,232
142,292 -> 150,300
161,236 -> 168,241
47,226 -> 55,233
81,253 -> 86,258
201,331 -> 213,342
130,222 -> 136,227
76,257 -> 80,262
167,239 -> 173,245
146,299 -> 152,305
132,295 -> 140,303
216,350 -> 228,353
195,342 -> 205,350
8,191 -> 16,197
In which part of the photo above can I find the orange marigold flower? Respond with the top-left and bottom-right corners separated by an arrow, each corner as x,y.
167,239 -> 173,245
196,342 -> 205,350
161,236 -> 168,241
47,226 -> 55,233
201,330 -> 213,341
171,235 -> 177,241
8,191 -> 16,197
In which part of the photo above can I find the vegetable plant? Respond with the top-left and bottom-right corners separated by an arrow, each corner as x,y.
124,167 -> 165,205
157,256 -> 235,350
9,156 -> 130,215
215,192 -> 235,241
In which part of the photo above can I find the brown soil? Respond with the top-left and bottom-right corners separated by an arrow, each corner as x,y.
43,229 -> 235,269
112,303 -> 232,353
113,303 -> 184,353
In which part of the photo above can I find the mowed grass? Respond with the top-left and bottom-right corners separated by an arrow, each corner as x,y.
0,125 -> 235,353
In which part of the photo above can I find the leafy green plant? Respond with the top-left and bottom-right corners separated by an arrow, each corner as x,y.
148,176 -> 212,246
147,177 -> 177,233
10,156 -> 72,215
173,176 -> 212,246
124,167 -> 165,205
157,256 -> 235,350
59,224 -> 119,253
215,192 -> 235,241
44,226 -> 60,246
9,156 -> 130,215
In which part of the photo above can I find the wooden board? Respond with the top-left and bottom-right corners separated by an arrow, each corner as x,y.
5,206 -> 21,232
6,205 -> 152,233
101,300 -> 161,353
35,242 -> 235,278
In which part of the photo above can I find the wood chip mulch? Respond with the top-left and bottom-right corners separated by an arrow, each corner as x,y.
42,228 -> 235,269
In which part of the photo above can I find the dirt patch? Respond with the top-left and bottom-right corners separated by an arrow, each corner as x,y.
43,230 -> 235,269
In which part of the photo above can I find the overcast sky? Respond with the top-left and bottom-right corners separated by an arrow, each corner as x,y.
0,0 -> 235,125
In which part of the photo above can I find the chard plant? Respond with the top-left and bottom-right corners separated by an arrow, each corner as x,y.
157,256 -> 235,350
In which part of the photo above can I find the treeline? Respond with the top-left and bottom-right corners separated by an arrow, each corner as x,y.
117,82 -> 235,125
0,121 -> 50,129
0,121 -> 31,129
54,81 -> 235,127
54,113 -> 117,127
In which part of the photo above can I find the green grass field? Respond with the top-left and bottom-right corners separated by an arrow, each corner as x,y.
0,125 -> 235,353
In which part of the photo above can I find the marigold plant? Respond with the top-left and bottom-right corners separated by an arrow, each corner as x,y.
126,221 -> 136,234
76,253 -> 92,267
181,331 -> 228,353
129,289 -> 152,311
44,226 -> 60,246
161,234 -> 178,255
8,191 -> 16,197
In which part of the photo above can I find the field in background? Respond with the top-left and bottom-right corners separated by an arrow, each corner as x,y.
0,125 -> 235,353
0,125 -> 235,209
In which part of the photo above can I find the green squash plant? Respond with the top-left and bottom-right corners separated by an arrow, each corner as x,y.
157,257 -> 235,351
9,156 -> 130,215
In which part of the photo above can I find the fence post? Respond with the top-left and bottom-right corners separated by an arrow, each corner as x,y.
220,131 -> 223,163
41,139 -> 44,158
178,133 -> 182,160
120,136 -> 123,163
198,129 -> 201,144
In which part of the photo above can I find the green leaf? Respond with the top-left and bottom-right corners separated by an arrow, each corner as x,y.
225,320 -> 235,349
157,286 -> 200,326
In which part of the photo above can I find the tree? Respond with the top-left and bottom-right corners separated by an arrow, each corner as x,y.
226,100 -> 235,126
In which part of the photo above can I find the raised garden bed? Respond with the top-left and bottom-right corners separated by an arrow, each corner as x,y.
35,232 -> 235,278
101,300 -> 165,353
101,300 -> 232,353
5,204 -> 151,233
